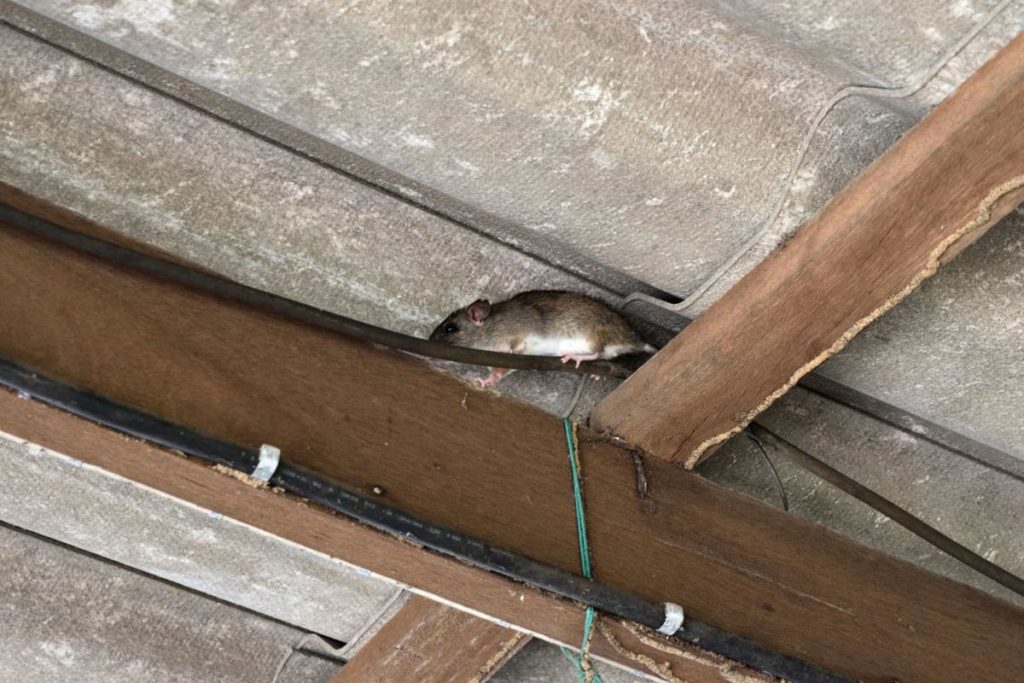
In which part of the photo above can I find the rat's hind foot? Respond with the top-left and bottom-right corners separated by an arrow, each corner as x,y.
475,367 -> 510,388
560,352 -> 600,368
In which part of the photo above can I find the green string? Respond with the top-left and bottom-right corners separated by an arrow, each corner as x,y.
560,418 -> 603,683
565,418 -> 593,578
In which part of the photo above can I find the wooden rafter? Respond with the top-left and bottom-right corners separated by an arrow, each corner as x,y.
1,191 -> 1022,682
0,391 -> 771,683
591,32 -> 1024,468
331,596 -> 527,683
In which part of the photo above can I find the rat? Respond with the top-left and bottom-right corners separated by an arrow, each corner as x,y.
429,290 -> 656,387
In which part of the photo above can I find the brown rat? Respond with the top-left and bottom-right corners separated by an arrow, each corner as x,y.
429,290 -> 655,387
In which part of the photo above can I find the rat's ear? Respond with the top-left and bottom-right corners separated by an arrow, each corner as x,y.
467,299 -> 491,323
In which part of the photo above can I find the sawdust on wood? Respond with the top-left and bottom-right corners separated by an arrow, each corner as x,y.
599,619 -> 782,683
685,174 -> 1024,469
211,463 -> 286,493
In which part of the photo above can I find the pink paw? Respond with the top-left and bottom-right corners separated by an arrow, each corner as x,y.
475,368 -> 509,388
559,353 -> 600,368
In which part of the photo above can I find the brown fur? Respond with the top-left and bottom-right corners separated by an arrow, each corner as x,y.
429,290 -> 652,357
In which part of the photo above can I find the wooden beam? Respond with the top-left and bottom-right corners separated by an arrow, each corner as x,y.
590,32 -> 1024,468
331,596 -> 526,683
0,390 -> 767,683
2,193 -> 1024,682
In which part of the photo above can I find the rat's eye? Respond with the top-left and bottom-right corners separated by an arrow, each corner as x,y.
443,322 -> 458,334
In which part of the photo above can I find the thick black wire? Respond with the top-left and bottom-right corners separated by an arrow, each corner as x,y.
0,357 -> 849,683
0,203 -> 632,379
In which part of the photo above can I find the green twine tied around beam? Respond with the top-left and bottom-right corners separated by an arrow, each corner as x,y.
560,418 -> 603,683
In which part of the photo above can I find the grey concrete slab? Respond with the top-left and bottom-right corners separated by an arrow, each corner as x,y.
0,429 -> 400,644
0,1 -> 660,300
13,0 -> 1020,304
674,91 -> 917,310
820,212 -> 1024,459
0,25 -> 610,342
652,0 -> 1024,312
698,386 -> 1024,608
726,0 -> 1003,80
0,525 -> 341,683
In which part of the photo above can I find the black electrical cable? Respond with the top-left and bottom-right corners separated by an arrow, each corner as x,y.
0,203 -> 632,379
0,357 -> 850,683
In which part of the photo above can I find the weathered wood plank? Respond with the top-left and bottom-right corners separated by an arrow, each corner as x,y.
591,32 -> 1024,468
331,596 -> 525,683
0,390 -> 766,683
1,193 -> 1023,682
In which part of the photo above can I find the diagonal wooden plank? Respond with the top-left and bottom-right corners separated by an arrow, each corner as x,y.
591,32 -> 1024,468
331,596 -> 526,683
1,193 -> 1023,682
0,392 -> 769,683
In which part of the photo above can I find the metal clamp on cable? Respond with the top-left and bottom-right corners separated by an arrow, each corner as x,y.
658,602 -> 685,635
251,444 -> 281,482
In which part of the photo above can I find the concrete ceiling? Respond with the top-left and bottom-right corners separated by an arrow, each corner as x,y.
15,0 -> 1020,304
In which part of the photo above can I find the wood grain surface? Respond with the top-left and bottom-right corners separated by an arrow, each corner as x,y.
0,390 -> 770,683
591,32 -> 1024,468
331,595 -> 526,683
2,190 -> 1023,682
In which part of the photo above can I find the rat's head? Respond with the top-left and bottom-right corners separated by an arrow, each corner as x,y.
429,299 -> 492,346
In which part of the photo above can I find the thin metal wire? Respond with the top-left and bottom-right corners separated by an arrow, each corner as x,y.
746,432 -> 790,512
750,423 -> 1024,599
